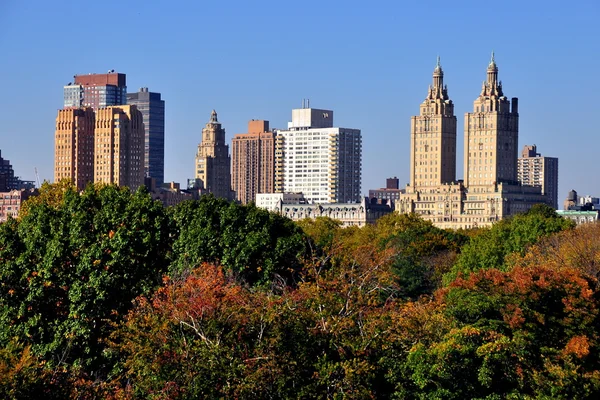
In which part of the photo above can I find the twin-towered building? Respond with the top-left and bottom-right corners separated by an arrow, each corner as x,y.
396,54 -> 551,229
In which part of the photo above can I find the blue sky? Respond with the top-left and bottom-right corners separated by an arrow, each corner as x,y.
0,0 -> 598,204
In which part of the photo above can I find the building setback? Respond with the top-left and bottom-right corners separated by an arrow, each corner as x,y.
397,55 -> 548,229
275,104 -> 362,204
231,120 -> 275,204
517,145 -> 559,209
94,105 -> 145,190
54,108 -> 95,190
127,88 -> 165,185
64,71 -> 127,109
194,110 -> 234,201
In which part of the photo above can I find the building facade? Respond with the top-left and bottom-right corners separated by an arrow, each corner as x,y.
0,150 -> 21,191
261,196 -> 392,227
94,105 -> 145,190
396,55 -> 548,229
127,88 -> 165,185
194,110 -> 234,200
0,189 -> 38,222
275,105 -> 362,204
54,108 -> 95,189
517,145 -> 559,209
64,71 -> 127,109
231,120 -> 275,204
256,192 -> 307,212
369,177 -> 405,204
410,56 -> 457,188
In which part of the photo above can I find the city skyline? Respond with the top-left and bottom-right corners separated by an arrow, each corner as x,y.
0,1 -> 597,203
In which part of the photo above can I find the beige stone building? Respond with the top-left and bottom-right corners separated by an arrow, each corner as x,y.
517,145 -> 559,209
397,55 -> 548,229
231,120 -> 275,204
261,196 -> 393,227
94,105 -> 145,190
410,56 -> 457,188
194,110 -> 234,201
54,108 -> 95,189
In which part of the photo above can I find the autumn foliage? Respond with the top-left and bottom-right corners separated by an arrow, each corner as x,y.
0,184 -> 599,398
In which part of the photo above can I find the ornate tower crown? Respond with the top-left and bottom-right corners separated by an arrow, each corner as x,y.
210,109 -> 218,123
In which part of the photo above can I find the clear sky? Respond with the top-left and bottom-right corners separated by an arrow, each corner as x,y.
0,0 -> 598,204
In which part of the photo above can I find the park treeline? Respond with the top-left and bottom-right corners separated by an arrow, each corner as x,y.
1,182 -> 600,399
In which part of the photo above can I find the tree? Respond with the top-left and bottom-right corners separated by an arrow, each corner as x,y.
446,204 -> 574,283
399,265 -> 600,399
0,183 -> 173,373
169,196 -> 308,286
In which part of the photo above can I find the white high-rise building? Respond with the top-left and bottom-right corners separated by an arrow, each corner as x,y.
275,104 -> 362,203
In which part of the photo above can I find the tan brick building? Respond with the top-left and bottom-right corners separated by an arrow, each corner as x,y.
231,120 -> 275,204
93,105 -> 145,190
194,110 -> 234,200
397,55 -> 548,229
54,108 -> 95,189
517,145 -> 559,209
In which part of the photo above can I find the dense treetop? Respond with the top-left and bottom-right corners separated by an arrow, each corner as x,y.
0,183 -> 597,399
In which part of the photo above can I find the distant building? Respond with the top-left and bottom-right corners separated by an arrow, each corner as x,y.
54,108 -> 95,190
396,55 -> 548,229
127,88 -> 165,185
194,110 -> 234,201
256,192 -> 307,212
263,197 -> 393,227
64,71 -> 127,109
275,103 -> 362,203
0,189 -> 38,222
231,120 -> 275,204
559,190 -> 600,225
557,210 -> 599,225
564,189 -> 578,211
0,150 -> 21,191
147,181 -> 194,207
517,145 -> 559,209
369,177 -> 405,204
93,106 -> 145,190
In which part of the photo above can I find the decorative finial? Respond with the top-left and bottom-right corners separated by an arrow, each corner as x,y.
491,51 -> 495,64
210,109 -> 218,123
436,55 -> 441,68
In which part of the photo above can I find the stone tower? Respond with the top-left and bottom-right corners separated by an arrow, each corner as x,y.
464,52 -> 519,187
195,110 -> 234,200
409,56 -> 457,188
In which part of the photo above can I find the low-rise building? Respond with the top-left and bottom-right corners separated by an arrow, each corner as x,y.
256,192 -> 307,212
260,196 -> 393,227
369,177 -> 405,204
0,189 -> 38,222
556,210 -> 599,225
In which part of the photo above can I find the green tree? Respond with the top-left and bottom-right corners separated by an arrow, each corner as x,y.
446,204 -> 574,283
169,196 -> 308,286
0,183 -> 172,373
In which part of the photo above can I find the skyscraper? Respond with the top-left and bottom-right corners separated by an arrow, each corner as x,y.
63,71 -> 127,109
464,53 -> 519,187
410,56 -> 457,188
397,55 -> 547,229
94,105 -> 145,190
54,108 -> 95,189
276,104 -> 362,204
194,110 -> 234,200
231,120 -> 275,204
127,88 -> 165,185
518,145 -> 559,209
